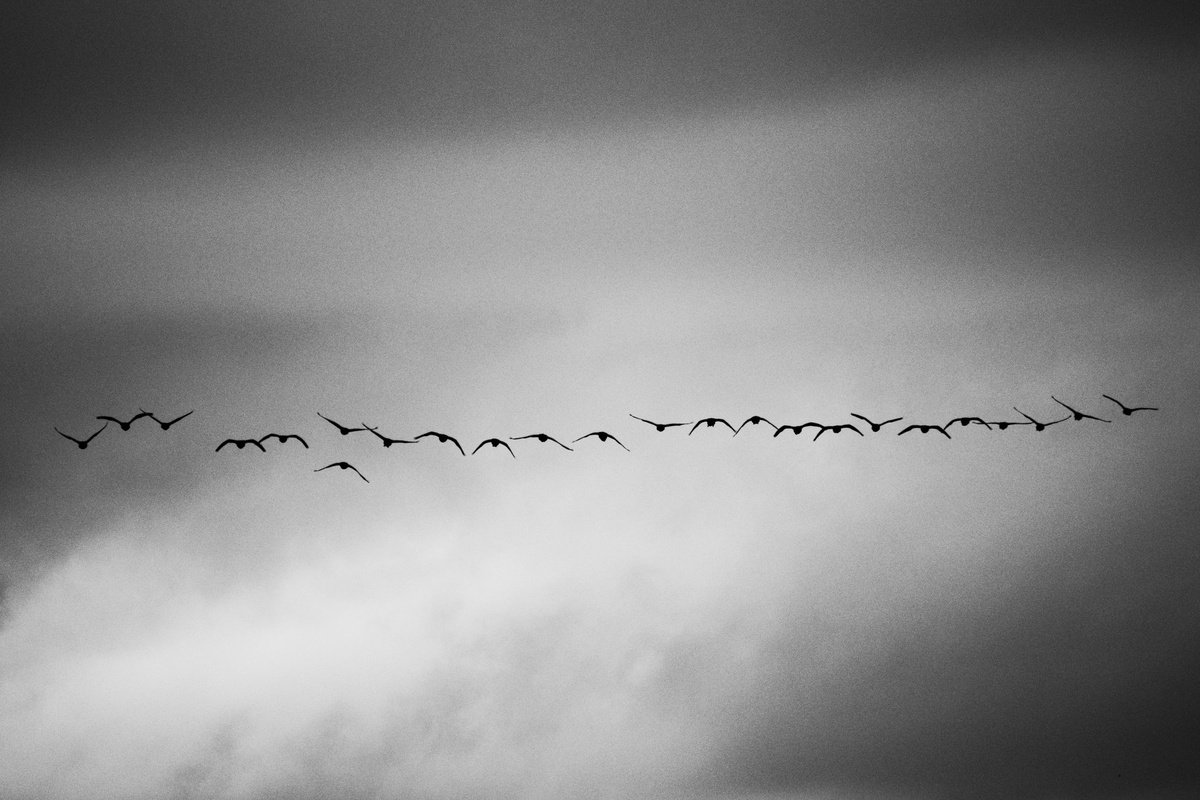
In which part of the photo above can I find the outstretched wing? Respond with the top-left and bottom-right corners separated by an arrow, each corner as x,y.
215,439 -> 237,451
933,426 -> 952,440
347,464 -> 369,482
897,425 -> 918,436
845,424 -> 863,436
54,427 -> 81,444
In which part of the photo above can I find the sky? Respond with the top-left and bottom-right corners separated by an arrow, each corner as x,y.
2,3 -> 1199,799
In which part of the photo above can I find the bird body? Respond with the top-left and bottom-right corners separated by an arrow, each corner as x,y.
96,411 -> 152,431
629,414 -> 693,432
363,425 -> 416,448
511,433 -> 573,450
734,416 -> 777,435
689,417 -> 736,435
1051,396 -> 1111,423
473,438 -> 516,457
216,438 -> 267,452
572,431 -> 630,451
317,412 -> 369,435
415,431 -> 466,456
813,423 -> 863,440
56,423 -> 107,449
314,462 -> 369,482
1012,408 -> 1070,432
897,424 -> 952,439
142,409 -> 194,430
1101,394 -> 1158,416
849,413 -> 903,432
258,433 -> 309,448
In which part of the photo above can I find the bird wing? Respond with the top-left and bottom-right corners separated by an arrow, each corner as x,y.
688,421 -> 703,435
897,425 -> 918,436
314,463 -> 336,472
347,464 -> 369,482
813,427 -> 827,440
846,424 -> 863,436
1012,407 -> 1038,424
500,441 -> 516,457
165,410 -> 194,425
471,441 -> 487,454
849,413 -> 872,425
1101,394 -> 1125,409
715,418 -> 736,433
548,436 -> 573,451
251,440 -> 266,451
95,415 -> 121,424
1051,396 -> 1078,413
629,414 -> 657,426
934,426 -> 952,439
54,427 -> 81,444
607,434 -> 630,451
317,412 -> 348,430
881,417 -> 903,426
215,439 -> 237,451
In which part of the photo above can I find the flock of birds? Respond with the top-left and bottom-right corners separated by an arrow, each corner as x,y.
53,395 -> 1158,483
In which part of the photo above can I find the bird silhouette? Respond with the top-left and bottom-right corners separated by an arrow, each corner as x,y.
258,433 -> 309,448
55,423 -> 107,449
511,433 -> 573,451
1051,396 -> 1111,423
733,416 -> 778,435
142,409 -> 194,430
216,438 -> 266,452
849,413 -> 903,432
629,414 -> 693,432
979,419 -> 1031,431
813,423 -> 864,440
363,425 -> 417,448
945,416 -> 993,430
473,438 -> 516,457
689,418 -> 736,435
772,422 -> 823,437
317,412 -> 370,436
573,431 -> 630,451
1012,407 -> 1070,432
96,411 -> 152,431
897,424 -> 952,440
1101,394 -> 1159,416
314,462 -> 369,482
415,431 -> 467,456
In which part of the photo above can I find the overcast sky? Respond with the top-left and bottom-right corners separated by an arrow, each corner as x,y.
2,3 -> 1199,799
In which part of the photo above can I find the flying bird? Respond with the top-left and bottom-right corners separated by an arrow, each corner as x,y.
897,424 -> 952,440
628,414 -> 693,432
1012,407 -> 1070,432
772,422 -> 823,437
415,431 -> 467,456
945,416 -> 993,430
1101,394 -> 1158,416
55,423 -> 107,449
216,438 -> 267,452
849,413 -> 903,432
1051,396 -> 1111,423
96,411 -> 152,431
142,409 -> 194,430
511,433 -> 573,451
473,438 -> 516,457
317,412 -> 370,436
363,425 -> 417,448
258,433 -> 309,448
813,423 -> 864,440
733,416 -> 777,435
979,419 -> 1031,431
572,431 -> 630,451
314,461 -> 369,482
689,417 -> 736,435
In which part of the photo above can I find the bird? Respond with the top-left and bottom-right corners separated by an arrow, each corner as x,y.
142,409 -> 194,430
415,431 -> 466,456
897,424 -> 952,440
572,431 -> 630,451
216,438 -> 266,452
772,422 -> 823,437
689,417 -> 736,435
258,433 -> 309,448
314,461 -> 369,482
1101,394 -> 1158,416
511,433 -> 573,451
362,425 -> 416,448
96,411 -> 152,431
628,414 -> 693,432
1012,407 -> 1070,432
1051,396 -> 1111,423
813,423 -> 864,440
55,423 -> 107,449
979,419 -> 1031,431
733,416 -> 778,435
473,438 -> 516,457
849,413 -> 903,432
317,412 -> 370,436
945,416 -> 993,430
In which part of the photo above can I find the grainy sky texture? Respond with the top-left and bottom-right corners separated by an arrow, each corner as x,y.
2,3 -> 1199,799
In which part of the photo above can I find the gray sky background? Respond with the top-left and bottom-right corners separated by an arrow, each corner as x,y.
2,3 -> 1198,799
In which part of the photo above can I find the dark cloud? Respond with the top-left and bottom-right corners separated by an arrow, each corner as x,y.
3,1 -> 1193,155
717,428 -> 1200,799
